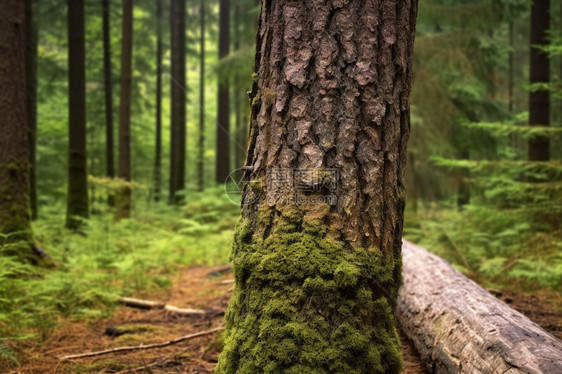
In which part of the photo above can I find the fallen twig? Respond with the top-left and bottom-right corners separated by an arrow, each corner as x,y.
59,326 -> 224,360
206,264 -> 232,278
118,297 -> 221,316
220,279 -> 235,284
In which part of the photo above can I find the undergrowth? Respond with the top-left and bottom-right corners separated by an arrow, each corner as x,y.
404,204 -> 562,292
0,187 -> 238,363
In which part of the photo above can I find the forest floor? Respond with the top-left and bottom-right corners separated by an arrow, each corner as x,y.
5,265 -> 562,374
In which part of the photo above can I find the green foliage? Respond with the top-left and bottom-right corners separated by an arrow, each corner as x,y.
0,188 -> 238,349
216,211 -> 402,374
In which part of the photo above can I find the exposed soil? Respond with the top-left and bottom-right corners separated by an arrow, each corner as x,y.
3,266 -> 561,374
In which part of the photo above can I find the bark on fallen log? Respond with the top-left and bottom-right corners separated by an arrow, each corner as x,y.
118,297 -> 222,316
397,240 -> 562,374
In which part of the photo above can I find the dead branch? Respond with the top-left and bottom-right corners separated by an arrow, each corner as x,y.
118,297 -> 222,316
59,326 -> 224,360
206,264 -> 232,277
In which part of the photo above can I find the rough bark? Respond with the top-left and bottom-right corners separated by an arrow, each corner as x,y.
25,0 -> 38,220
197,0 -> 206,192
528,0 -> 550,161
102,0 -> 115,205
169,0 -> 186,203
397,240 -> 562,374
66,0 -> 89,230
216,0 -> 418,372
154,0 -> 163,201
216,0 -> 231,184
115,0 -> 133,220
0,0 -> 32,252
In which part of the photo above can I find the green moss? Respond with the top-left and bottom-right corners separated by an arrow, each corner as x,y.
216,211 -> 403,374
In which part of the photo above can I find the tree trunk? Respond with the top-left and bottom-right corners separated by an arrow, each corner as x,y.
169,0 -> 186,203
216,0 -> 418,372
528,0 -> 550,161
25,0 -> 38,221
233,0 -> 245,170
66,0 -> 89,230
197,0 -> 206,192
508,20 -> 514,114
115,0 -> 133,220
102,0 -> 115,206
397,240 -> 562,374
0,0 -> 32,253
216,0 -> 230,184
154,0 -> 163,201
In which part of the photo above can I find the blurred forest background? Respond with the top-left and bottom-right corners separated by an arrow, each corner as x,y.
1,0 -> 561,365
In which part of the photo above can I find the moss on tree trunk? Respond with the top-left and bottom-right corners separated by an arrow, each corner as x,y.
216,0 -> 418,372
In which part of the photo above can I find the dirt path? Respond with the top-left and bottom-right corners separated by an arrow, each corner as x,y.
4,266 -> 561,373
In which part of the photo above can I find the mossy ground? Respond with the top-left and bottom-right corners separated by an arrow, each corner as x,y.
215,210 -> 403,374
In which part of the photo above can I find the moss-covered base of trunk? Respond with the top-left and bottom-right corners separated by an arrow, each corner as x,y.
215,211 -> 402,374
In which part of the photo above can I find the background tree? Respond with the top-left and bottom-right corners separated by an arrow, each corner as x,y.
25,0 -> 38,220
216,0 -> 419,372
116,0 -> 134,220
0,0 -> 32,254
216,0 -> 230,184
169,0 -> 187,203
66,0 -> 89,230
102,0 -> 115,205
528,0 -> 550,161
154,0 -> 163,201
197,0 -> 206,192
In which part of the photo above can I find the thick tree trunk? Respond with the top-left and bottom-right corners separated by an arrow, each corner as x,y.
216,0 -> 230,184
154,0 -> 163,201
102,0 -> 115,206
169,0 -> 186,203
397,240 -> 562,374
66,0 -> 89,230
197,0 -> 206,192
216,1 -> 418,372
0,0 -> 32,252
25,0 -> 38,220
115,0 -> 133,220
528,0 -> 550,161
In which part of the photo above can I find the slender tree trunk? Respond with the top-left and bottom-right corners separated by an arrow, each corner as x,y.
528,0 -> 550,161
233,0 -> 244,170
102,0 -> 115,206
216,0 -> 230,184
508,20 -> 514,113
197,0 -> 206,192
169,0 -> 186,203
154,0 -> 163,201
115,0 -> 133,220
0,0 -> 32,253
25,0 -> 38,220
66,0 -> 89,230
216,1 -> 418,372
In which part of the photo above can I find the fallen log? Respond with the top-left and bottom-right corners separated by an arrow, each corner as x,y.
397,240 -> 562,374
118,297 -> 222,316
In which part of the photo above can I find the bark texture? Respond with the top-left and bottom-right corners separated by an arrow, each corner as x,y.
66,0 -> 89,229
216,0 -> 231,184
0,0 -> 32,250
397,240 -> 562,374
216,0 -> 418,372
528,0 -> 550,161
115,0 -> 133,220
169,0 -> 186,203
102,0 -> 115,204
